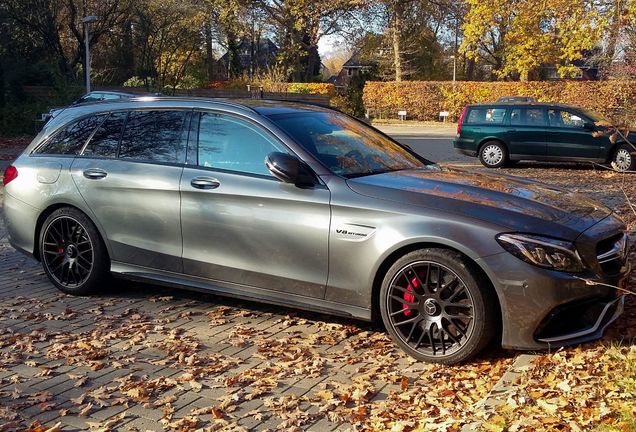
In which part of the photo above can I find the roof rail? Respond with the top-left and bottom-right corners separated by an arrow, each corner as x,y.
126,95 -> 260,114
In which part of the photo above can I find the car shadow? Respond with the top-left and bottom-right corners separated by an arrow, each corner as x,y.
100,277 -> 517,365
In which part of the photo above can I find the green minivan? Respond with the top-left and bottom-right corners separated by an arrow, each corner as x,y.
453,102 -> 636,171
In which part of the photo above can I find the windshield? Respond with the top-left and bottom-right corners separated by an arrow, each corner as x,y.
268,111 -> 427,178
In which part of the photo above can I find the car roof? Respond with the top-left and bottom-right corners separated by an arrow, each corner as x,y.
468,102 -> 582,110
63,96 -> 334,116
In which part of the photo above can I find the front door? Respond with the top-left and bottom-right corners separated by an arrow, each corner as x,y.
71,109 -> 189,272
546,108 -> 602,160
180,112 -> 331,298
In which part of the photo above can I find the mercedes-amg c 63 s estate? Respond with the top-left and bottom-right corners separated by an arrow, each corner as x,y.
2,98 -> 631,364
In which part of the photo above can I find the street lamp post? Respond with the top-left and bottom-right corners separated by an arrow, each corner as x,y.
82,16 -> 99,93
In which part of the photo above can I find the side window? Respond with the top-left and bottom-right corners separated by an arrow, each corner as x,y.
197,113 -> 286,176
465,107 -> 507,124
548,109 -> 586,128
510,108 -> 546,126
101,93 -> 123,101
119,110 -> 188,163
82,111 -> 127,157
34,115 -> 105,155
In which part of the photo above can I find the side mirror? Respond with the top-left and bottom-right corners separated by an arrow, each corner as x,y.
265,152 -> 318,187
583,122 -> 596,131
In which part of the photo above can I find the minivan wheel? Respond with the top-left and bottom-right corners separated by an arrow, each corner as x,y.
380,249 -> 497,364
612,144 -> 635,172
40,208 -> 109,295
479,141 -> 508,168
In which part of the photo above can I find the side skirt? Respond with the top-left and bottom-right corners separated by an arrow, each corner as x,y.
110,261 -> 372,321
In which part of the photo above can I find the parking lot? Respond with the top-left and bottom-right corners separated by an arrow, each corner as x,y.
1,131 -> 635,431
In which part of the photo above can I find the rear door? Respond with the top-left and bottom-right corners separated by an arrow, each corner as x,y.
179,111 -> 330,298
70,109 -> 189,272
506,106 -> 548,158
546,108 -> 602,159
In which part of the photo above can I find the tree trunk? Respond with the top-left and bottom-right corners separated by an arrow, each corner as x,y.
391,1 -> 403,82
204,20 -> 214,81
604,0 -> 623,78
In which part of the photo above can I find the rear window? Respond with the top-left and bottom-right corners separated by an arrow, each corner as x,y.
82,111 -> 127,158
34,115 -> 106,155
465,107 -> 507,125
119,110 -> 188,163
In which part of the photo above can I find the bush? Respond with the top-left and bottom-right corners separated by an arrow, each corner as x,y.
363,81 -> 636,124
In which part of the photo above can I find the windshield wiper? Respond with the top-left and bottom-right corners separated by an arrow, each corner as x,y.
345,168 -> 405,179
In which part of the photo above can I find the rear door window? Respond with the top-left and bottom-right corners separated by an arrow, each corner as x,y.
119,110 -> 188,164
510,108 -> 547,126
82,111 -> 127,157
34,115 -> 106,155
465,107 -> 507,124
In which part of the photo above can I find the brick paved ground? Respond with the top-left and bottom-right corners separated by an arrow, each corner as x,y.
0,182 -> 514,431
1,163 -> 634,432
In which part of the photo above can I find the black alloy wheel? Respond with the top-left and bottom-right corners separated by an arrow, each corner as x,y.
380,248 -> 496,364
40,208 -> 109,295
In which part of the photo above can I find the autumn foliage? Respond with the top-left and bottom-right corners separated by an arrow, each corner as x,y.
363,80 -> 636,123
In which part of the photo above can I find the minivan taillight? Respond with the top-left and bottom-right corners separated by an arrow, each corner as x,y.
457,106 -> 468,135
3,165 -> 18,186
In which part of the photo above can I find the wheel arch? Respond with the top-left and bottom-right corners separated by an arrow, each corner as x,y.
477,137 -> 509,156
33,203 -> 110,262
370,241 -> 502,333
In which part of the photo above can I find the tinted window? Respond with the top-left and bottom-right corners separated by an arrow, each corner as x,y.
510,108 -> 546,126
35,115 -> 105,155
548,109 -> 586,128
269,112 -> 425,178
465,107 -> 507,124
83,111 -> 127,157
197,113 -> 286,176
119,111 -> 188,163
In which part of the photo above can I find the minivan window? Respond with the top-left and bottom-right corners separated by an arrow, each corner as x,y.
197,113 -> 286,176
82,111 -> 127,157
465,107 -> 507,124
548,109 -> 586,128
510,108 -> 546,126
119,110 -> 188,163
34,114 -> 106,155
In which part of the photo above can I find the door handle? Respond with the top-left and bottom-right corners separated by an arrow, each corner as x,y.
83,168 -> 107,180
506,129 -> 517,133
190,176 -> 220,190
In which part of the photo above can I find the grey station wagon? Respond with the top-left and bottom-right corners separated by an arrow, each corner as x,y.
3,98 -> 631,364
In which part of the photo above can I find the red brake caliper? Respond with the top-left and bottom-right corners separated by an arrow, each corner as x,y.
403,276 -> 419,316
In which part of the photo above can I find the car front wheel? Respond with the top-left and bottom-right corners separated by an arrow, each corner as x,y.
380,248 -> 497,364
612,144 -> 635,172
39,207 -> 110,295
479,141 -> 508,168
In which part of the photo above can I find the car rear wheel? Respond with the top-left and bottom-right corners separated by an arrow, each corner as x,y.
40,208 -> 109,295
479,141 -> 508,168
379,248 -> 497,364
612,144 -> 635,172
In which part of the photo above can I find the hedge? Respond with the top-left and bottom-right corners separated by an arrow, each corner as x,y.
363,81 -> 636,124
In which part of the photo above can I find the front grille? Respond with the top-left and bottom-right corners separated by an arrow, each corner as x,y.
596,233 -> 628,275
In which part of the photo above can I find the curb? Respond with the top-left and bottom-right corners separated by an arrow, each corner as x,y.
462,354 -> 537,431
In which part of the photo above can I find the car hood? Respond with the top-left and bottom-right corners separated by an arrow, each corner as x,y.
346,166 -> 612,240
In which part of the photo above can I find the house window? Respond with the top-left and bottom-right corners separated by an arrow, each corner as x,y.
347,68 -> 353,76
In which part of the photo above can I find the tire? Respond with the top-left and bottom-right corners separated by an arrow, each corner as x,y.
612,143 -> 636,172
479,141 -> 508,168
379,248 -> 497,364
39,207 -> 110,295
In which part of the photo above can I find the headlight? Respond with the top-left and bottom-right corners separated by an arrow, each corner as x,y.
496,233 -> 585,272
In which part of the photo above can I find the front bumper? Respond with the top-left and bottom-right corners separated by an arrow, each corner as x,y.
477,251 -> 630,351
